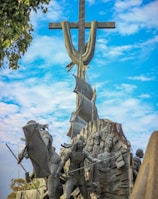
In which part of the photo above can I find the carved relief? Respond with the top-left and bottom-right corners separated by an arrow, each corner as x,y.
74,119 -> 132,199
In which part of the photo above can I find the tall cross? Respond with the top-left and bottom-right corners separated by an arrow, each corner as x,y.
49,0 -> 115,60
49,0 -> 115,135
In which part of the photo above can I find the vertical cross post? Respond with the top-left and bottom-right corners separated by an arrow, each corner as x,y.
49,0 -> 115,80
78,0 -> 85,53
49,0 -> 115,109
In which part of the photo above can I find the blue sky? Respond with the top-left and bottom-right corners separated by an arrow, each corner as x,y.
0,0 -> 158,198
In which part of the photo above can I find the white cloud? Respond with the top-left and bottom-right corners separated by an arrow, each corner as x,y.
87,0 -> 95,5
45,0 -> 64,21
97,88 -> 158,151
115,0 -> 142,11
0,71 -> 75,150
21,35 -> 70,66
114,0 -> 158,35
0,102 -> 18,115
96,37 -> 133,60
128,75 -> 155,81
115,83 -> 137,92
95,34 -> 158,63
139,94 -> 151,99
142,35 -> 158,46
108,45 -> 132,57
30,1 -> 64,29
116,22 -> 139,35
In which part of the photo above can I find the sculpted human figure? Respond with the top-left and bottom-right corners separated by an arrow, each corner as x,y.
88,132 -> 102,182
132,148 -> 144,183
96,135 -> 113,180
92,132 -> 101,157
46,147 -> 62,199
85,134 -> 93,152
56,139 -> 99,199
98,135 -> 113,161
18,120 -> 52,165
90,134 -> 115,198
36,123 -> 62,199
18,120 -> 62,199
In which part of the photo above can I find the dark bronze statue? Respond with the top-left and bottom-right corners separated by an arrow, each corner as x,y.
56,139 -> 99,199
18,120 -> 62,199
133,148 -> 144,183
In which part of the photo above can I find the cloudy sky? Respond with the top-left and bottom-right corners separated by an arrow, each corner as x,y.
0,0 -> 158,198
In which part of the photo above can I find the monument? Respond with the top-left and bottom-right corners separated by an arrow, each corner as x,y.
49,0 -> 115,138
8,1 -> 144,199
48,2 -> 133,197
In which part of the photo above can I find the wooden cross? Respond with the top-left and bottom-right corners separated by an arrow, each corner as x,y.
49,0 -> 115,55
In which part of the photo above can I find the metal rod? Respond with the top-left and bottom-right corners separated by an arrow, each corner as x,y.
5,143 -> 27,172
6,143 -> 42,196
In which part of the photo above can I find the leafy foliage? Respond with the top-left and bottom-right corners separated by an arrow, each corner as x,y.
7,178 -> 40,199
0,0 -> 50,69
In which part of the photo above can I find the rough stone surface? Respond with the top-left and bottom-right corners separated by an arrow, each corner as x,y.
130,131 -> 158,199
70,119 -> 132,199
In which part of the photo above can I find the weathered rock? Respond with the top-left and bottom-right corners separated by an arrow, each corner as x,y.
130,131 -> 158,199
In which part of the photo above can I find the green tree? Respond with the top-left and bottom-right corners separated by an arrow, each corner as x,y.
7,178 -> 40,199
0,0 -> 50,70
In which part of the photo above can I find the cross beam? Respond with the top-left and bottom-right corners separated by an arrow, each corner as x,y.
49,0 -> 115,54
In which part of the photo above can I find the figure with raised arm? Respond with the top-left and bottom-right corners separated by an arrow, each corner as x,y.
18,120 -> 62,199
56,139 -> 99,199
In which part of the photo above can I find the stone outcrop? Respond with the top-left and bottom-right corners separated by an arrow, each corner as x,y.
130,131 -> 158,199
